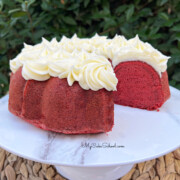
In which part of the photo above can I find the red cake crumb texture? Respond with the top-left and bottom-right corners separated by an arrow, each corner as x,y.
9,68 -> 114,134
113,61 -> 170,110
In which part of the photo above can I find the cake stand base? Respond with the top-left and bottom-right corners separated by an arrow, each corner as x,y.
0,87 -> 180,180
55,164 -> 134,180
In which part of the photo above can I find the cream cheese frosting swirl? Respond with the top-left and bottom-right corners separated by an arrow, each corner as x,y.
58,34 -> 170,76
10,38 -> 118,91
10,34 -> 170,91
112,35 -> 170,75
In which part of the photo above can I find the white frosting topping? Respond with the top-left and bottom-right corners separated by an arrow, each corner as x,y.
112,35 -> 170,75
58,34 -> 170,75
10,34 -> 170,90
10,38 -> 117,91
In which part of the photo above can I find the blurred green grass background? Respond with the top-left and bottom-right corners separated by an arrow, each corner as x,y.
0,0 -> 180,97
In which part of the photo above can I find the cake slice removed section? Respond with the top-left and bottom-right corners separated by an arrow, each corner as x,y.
113,61 -> 170,110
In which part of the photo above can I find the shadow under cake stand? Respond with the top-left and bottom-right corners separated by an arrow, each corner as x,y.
0,86 -> 180,180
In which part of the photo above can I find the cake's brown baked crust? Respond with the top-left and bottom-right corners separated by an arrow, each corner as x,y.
8,68 -> 114,134
113,61 -> 170,110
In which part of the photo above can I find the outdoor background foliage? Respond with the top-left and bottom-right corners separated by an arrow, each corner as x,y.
0,0 -> 180,97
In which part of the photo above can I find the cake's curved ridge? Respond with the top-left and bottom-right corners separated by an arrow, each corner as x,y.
9,68 -> 114,134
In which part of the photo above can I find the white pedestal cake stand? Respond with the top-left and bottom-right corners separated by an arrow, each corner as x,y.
0,87 -> 180,180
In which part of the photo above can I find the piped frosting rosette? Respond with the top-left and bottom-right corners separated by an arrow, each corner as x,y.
10,38 -> 118,91
58,34 -> 170,76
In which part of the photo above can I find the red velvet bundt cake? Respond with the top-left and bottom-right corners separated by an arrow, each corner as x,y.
9,43 -> 118,134
9,68 -> 114,134
8,34 -> 171,134
113,61 -> 170,110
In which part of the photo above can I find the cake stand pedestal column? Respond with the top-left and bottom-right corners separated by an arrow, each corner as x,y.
55,164 -> 134,180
